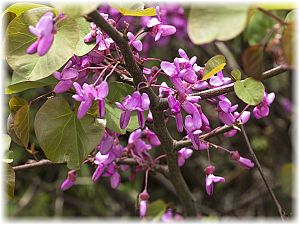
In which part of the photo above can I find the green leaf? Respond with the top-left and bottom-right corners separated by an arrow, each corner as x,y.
74,17 -> 96,56
6,7 -> 79,81
3,151 -> 14,164
146,200 -> 167,220
14,103 -> 30,147
242,45 -> 264,80
188,5 -> 249,45
244,10 -> 277,46
234,78 -> 265,105
230,69 -> 241,81
279,163 -> 294,197
282,22 -> 295,67
51,3 -> 99,18
5,71 -> 57,94
7,113 -> 23,146
4,163 -> 15,199
9,96 -> 27,112
1,2 -> 47,18
109,2 -> 156,17
202,55 -> 226,81
257,3 -> 296,10
34,97 -> 105,170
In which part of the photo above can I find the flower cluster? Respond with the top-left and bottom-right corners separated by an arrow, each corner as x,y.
27,2 -> 279,219
116,91 -> 150,129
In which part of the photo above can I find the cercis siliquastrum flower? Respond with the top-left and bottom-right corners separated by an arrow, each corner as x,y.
116,91 -> 150,129
253,92 -> 275,119
72,81 -> 108,119
27,12 -> 56,56
145,6 -> 176,41
22,2 -> 280,218
60,170 -> 77,191
204,165 -> 225,196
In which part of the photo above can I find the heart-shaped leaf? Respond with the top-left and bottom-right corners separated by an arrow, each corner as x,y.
34,97 -> 105,170
188,5 -> 249,45
14,103 -> 30,148
234,78 -> 265,105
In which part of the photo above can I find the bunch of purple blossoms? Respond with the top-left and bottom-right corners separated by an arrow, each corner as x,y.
26,2 -> 279,217
92,129 -> 124,189
116,91 -> 150,129
72,81 -> 108,119
27,12 -> 56,56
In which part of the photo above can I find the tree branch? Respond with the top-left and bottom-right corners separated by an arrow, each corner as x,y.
157,65 -> 288,110
240,124 -> 286,221
87,10 -> 197,216
175,125 -> 234,150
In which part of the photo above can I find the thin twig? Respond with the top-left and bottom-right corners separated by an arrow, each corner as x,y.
240,124 -> 285,221
258,7 -> 288,26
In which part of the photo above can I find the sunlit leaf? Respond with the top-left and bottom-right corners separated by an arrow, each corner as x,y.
234,78 -> 265,105
257,3 -> 296,10
34,97 -> 105,170
188,5 -> 249,44
109,2 -> 156,16
202,55 -> 226,81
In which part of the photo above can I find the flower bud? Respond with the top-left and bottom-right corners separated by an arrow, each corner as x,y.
204,165 -> 215,175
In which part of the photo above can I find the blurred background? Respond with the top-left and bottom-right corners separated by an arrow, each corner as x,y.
3,2 -> 294,220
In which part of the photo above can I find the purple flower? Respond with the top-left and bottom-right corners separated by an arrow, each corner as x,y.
159,82 -> 174,98
224,111 -> 251,137
230,151 -> 254,169
96,30 -> 114,51
127,32 -> 143,51
178,147 -> 193,167
139,190 -> 149,218
204,165 -> 225,196
110,171 -> 121,189
84,22 -> 97,42
146,6 -> 176,41
217,95 -> 238,126
168,95 -> 183,132
253,92 -> 275,119
60,170 -> 77,191
72,82 -> 96,119
143,127 -> 161,146
209,70 -> 231,87
97,130 -> 115,154
53,61 -> 78,93
116,92 -> 149,129
27,12 -> 55,56
95,81 -> 109,118
161,208 -> 183,222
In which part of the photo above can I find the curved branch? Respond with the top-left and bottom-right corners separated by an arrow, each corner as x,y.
157,65 -> 289,110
